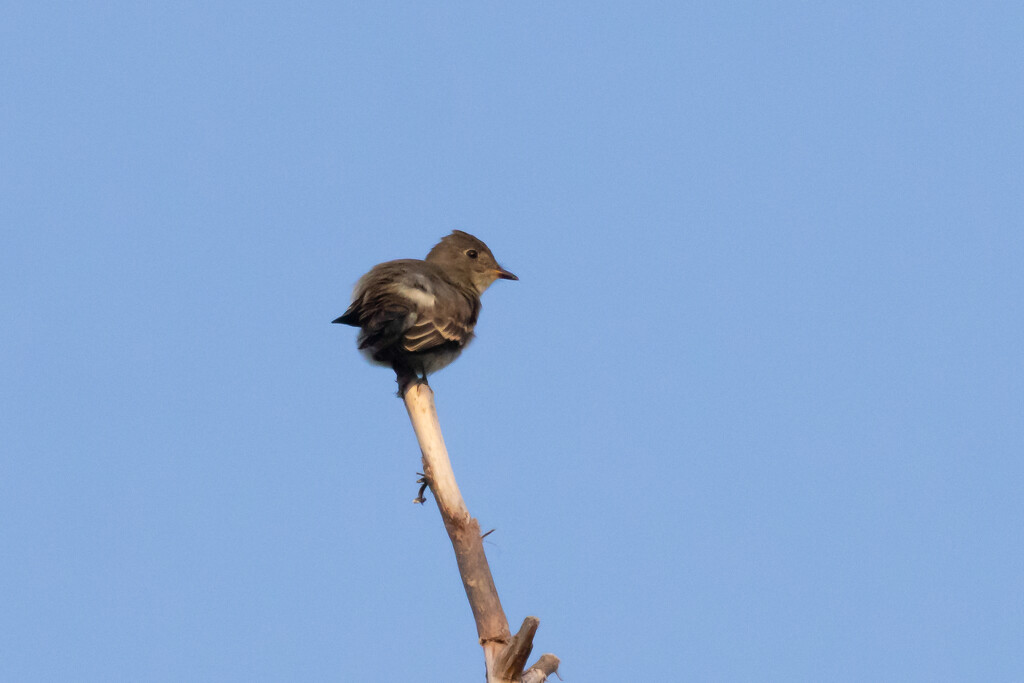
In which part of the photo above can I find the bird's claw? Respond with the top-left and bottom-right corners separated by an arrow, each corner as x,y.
395,373 -> 427,398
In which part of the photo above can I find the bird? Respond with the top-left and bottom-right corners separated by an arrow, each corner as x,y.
333,230 -> 518,395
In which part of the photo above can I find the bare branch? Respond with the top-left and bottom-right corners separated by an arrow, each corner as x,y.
402,382 -> 559,682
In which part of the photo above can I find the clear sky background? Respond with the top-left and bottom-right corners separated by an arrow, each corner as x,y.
2,2 -> 1022,681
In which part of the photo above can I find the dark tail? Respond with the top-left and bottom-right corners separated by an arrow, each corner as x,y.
332,304 -> 360,326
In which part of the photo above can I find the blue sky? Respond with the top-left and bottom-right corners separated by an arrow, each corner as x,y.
2,2 -> 1022,681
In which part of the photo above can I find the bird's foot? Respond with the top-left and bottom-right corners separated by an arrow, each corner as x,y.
395,372 -> 419,398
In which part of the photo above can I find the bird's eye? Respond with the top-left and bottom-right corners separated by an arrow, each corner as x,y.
466,249 -> 478,259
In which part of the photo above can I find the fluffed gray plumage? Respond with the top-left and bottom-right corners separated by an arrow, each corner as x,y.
333,231 -> 517,394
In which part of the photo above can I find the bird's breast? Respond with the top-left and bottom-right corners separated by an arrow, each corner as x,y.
415,344 -> 466,375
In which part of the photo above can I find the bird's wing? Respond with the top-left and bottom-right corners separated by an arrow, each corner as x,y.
401,310 -> 473,352
399,273 -> 477,352
340,262 -> 422,352
357,305 -> 414,352
339,261 -> 477,355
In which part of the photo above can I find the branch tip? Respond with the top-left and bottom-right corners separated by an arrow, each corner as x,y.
523,653 -> 561,683
494,616 -> 540,679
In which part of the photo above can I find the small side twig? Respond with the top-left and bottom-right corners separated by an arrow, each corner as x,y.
413,472 -> 429,505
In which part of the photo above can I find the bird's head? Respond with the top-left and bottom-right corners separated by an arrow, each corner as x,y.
426,230 -> 518,295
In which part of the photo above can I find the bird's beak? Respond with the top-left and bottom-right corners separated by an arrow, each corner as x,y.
495,267 -> 518,281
